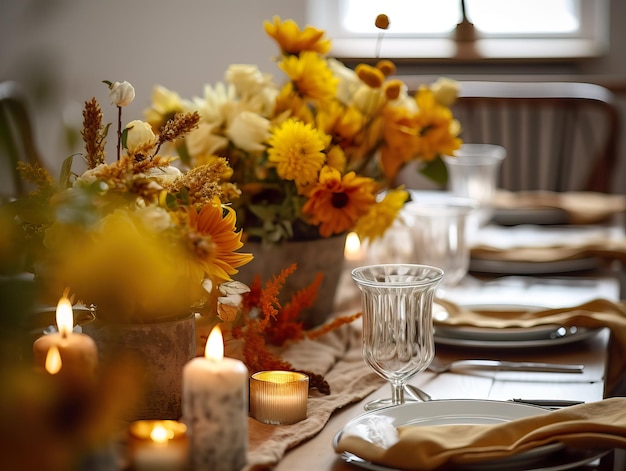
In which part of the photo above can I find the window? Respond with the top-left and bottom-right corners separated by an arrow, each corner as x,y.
307,0 -> 609,60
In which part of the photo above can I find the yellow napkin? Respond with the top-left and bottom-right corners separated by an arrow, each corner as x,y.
435,299 -> 626,394
493,190 -> 626,225
335,397 -> 626,470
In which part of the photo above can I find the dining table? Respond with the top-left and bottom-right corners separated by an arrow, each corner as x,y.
247,195 -> 626,471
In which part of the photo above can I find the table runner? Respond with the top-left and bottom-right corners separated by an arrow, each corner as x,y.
244,314 -> 383,470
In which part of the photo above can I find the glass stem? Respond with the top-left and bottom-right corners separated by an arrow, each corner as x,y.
391,381 -> 405,405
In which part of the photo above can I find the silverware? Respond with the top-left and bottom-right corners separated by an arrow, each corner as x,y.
428,359 -> 584,374
510,398 -> 584,408
405,384 -> 432,402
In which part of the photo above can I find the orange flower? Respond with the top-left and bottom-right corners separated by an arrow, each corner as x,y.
184,203 -> 253,283
264,16 -> 332,55
302,166 -> 377,237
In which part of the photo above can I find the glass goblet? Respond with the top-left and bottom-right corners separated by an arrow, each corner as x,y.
352,264 -> 443,411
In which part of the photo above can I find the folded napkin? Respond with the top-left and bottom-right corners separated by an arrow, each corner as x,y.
244,314 -> 383,471
493,190 -> 626,225
471,224 -> 626,264
435,299 -> 626,394
335,397 -> 626,470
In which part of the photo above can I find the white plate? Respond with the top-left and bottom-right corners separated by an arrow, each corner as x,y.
469,256 -> 599,275
433,304 -> 599,349
334,400 -> 606,470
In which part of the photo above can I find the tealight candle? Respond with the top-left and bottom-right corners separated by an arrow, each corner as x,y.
344,231 -> 364,263
250,371 -> 309,425
33,292 -> 98,384
127,420 -> 189,471
182,325 -> 248,471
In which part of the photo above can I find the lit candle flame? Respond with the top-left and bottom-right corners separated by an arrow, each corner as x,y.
344,232 -> 362,261
150,424 -> 170,444
56,292 -> 74,338
45,346 -> 62,375
205,325 -> 224,361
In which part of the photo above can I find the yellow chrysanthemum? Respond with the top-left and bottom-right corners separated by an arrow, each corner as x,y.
302,166 -> 377,237
267,119 -> 328,186
264,16 -> 332,55
184,203 -> 253,283
278,51 -> 338,101
275,83 -> 314,124
354,188 -> 409,242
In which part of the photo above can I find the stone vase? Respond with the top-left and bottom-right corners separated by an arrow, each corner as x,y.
236,235 -> 347,328
82,313 -> 195,420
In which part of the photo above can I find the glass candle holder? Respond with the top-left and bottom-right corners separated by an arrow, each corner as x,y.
127,420 -> 189,471
249,371 -> 309,425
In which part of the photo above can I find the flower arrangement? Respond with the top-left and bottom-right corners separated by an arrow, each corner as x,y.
11,80 -> 253,324
144,16 -> 462,244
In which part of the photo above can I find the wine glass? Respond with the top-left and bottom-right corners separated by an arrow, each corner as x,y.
351,264 -> 443,410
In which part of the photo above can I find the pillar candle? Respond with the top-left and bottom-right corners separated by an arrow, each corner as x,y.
182,325 -> 248,471
33,293 -> 98,384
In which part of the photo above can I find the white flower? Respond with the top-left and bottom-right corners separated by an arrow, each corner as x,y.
327,58 -> 361,105
125,120 -> 157,154
108,81 -> 135,107
75,163 -> 108,186
145,165 -> 182,186
135,206 -> 171,233
226,111 -> 270,152
185,121 -> 229,157
431,77 -> 459,107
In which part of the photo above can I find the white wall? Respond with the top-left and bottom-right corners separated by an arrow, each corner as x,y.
0,0 -> 309,174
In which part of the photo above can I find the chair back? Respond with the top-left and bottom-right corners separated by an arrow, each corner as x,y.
452,81 -> 621,192
0,81 -> 44,199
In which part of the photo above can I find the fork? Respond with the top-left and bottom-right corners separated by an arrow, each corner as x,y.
428,358 -> 584,374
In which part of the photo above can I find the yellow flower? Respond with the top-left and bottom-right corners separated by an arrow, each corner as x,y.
184,203 -> 253,284
354,188 -> 409,242
267,119 -> 328,186
355,64 -> 385,89
302,166 -> 377,237
144,85 -> 185,131
413,87 -> 463,160
264,16 -> 331,55
278,51 -> 338,101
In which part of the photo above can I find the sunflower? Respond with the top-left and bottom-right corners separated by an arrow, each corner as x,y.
278,51 -> 338,102
267,119 -> 328,186
302,166 -> 377,238
183,203 -> 253,283
263,16 -> 331,55
353,188 -> 409,242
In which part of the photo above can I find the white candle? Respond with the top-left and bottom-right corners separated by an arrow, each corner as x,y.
344,232 -> 363,262
182,325 -> 248,471
33,292 -> 98,385
250,371 -> 309,425
128,420 -> 189,471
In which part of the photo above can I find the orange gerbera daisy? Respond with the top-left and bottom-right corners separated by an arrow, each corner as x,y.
302,166 -> 377,237
184,202 -> 253,283
264,16 -> 332,55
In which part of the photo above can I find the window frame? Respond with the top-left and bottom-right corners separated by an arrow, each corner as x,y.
306,0 -> 610,62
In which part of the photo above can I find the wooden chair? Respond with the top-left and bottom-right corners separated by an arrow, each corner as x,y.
0,81 -> 44,200
451,81 -> 621,193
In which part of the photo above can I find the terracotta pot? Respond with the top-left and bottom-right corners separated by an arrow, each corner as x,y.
236,235 -> 346,328
83,313 -> 195,420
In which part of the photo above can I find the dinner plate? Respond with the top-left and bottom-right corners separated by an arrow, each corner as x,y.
492,207 -> 569,226
334,400 -> 606,470
433,304 -> 599,349
469,256 -> 599,275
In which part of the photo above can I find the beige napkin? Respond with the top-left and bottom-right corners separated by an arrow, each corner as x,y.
335,397 -> 626,470
244,314 -> 383,471
493,190 -> 626,225
435,299 -> 626,394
